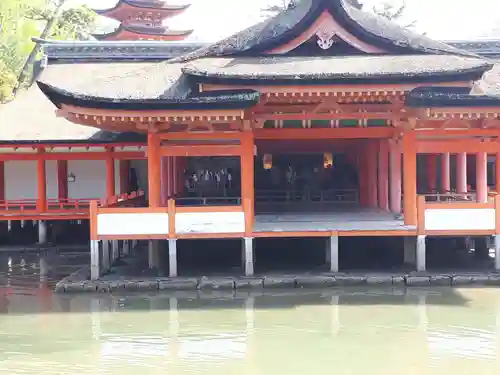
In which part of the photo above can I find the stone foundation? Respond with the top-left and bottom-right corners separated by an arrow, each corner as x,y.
55,270 -> 500,293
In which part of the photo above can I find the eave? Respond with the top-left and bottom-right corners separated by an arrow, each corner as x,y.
95,1 -> 190,18
93,25 -> 193,42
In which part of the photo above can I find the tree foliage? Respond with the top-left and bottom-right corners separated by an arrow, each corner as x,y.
0,0 -> 96,103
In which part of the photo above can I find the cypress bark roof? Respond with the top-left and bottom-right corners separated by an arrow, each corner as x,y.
183,55 -> 491,83
37,62 -> 260,110
171,0 -> 477,63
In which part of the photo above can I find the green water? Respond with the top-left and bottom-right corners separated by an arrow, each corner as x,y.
0,286 -> 499,375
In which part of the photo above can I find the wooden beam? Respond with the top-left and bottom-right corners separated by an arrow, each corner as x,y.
417,140 -> 500,153
160,145 -> 242,157
0,152 -> 145,161
60,104 -> 244,121
200,81 -> 471,94
254,128 -> 394,140
158,132 -> 242,140
252,112 -> 400,121
415,128 -> 500,137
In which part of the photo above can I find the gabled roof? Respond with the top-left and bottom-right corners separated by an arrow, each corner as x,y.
171,0 -> 477,63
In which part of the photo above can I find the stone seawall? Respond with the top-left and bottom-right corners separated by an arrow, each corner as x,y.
55,269 -> 500,293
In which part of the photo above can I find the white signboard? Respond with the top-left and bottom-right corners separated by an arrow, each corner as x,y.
97,213 -> 169,235
175,212 -> 245,234
425,209 -> 495,231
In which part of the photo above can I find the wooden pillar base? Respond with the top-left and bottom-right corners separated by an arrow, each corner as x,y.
404,236 -> 417,266
169,238 -> 178,277
416,235 -> 426,272
327,236 -> 339,272
242,237 -> 254,276
495,235 -> 500,271
102,240 -> 110,273
38,220 -> 47,244
112,240 -> 119,261
148,240 -> 160,269
90,240 -> 100,281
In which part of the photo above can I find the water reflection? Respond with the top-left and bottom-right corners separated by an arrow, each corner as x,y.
0,287 -> 498,374
0,251 -> 500,374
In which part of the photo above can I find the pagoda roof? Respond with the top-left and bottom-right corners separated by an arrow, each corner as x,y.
95,0 -> 190,15
92,24 -> 193,41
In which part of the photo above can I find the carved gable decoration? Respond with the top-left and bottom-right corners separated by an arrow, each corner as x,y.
266,11 -> 384,55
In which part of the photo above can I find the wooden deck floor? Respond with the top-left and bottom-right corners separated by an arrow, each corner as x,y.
254,205 -> 415,233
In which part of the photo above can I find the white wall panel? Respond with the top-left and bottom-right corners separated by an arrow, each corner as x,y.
425,209 -> 495,231
4,161 -> 37,200
68,160 -> 106,199
97,213 -> 169,235
176,212 -> 245,234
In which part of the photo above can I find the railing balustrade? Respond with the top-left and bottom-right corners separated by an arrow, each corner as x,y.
422,192 -> 477,203
255,189 -> 359,204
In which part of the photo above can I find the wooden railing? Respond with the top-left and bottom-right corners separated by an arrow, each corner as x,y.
0,198 -> 94,212
255,189 -> 359,204
92,197 -> 250,239
421,192 -> 477,203
175,196 -> 242,206
417,194 -> 500,235
99,189 -> 145,208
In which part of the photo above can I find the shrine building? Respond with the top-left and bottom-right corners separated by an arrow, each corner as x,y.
4,0 -> 500,280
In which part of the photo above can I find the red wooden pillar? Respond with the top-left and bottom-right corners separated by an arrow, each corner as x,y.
402,132 -> 417,226
496,152 -> 500,193
389,141 -> 401,213
147,133 -> 161,208
476,152 -> 488,203
440,152 -> 451,193
378,140 -> 389,211
426,154 -> 437,192
119,160 -> 130,194
0,161 -> 5,202
57,160 -> 68,199
37,150 -> 47,211
456,152 -> 467,194
169,157 -> 175,197
367,141 -> 378,208
160,157 -> 168,205
105,150 -> 115,200
358,147 -> 368,207
241,131 -> 255,234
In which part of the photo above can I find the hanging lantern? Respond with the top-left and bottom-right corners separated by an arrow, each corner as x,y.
324,152 -> 333,168
263,154 -> 273,170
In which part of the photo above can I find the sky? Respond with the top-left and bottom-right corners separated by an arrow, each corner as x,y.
75,0 -> 500,42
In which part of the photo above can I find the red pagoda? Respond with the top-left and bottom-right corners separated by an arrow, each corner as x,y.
93,0 -> 193,41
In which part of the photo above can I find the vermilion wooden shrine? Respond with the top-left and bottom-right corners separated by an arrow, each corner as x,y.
10,0 -> 500,280
93,0 -> 192,41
